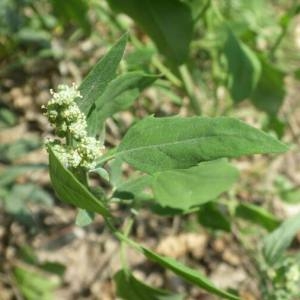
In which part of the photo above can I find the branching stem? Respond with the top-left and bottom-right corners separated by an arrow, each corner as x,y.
178,64 -> 201,115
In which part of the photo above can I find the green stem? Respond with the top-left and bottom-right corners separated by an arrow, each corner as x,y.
66,131 -> 73,147
269,2 -> 298,60
178,64 -> 201,114
120,218 -> 135,271
105,217 -> 142,253
126,31 -> 182,88
269,27 -> 288,61
152,56 -> 182,88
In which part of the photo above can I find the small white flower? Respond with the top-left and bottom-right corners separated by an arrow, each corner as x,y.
68,149 -> 82,168
50,84 -> 82,106
44,84 -> 104,170
69,120 -> 87,140
51,144 -> 69,167
61,104 -> 82,124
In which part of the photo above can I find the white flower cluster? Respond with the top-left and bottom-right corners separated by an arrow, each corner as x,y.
43,84 -> 102,169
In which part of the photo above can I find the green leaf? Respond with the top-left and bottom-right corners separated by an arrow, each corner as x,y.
156,83 -> 182,105
152,160 -> 238,210
14,266 -> 59,300
142,247 -> 240,300
51,0 -> 91,34
224,30 -> 261,102
280,188 -> 300,204
108,157 -> 124,187
89,167 -> 110,182
275,175 -> 300,204
77,34 -> 127,116
75,209 -> 95,227
18,246 -> 66,277
108,0 -> 193,65
126,47 -> 155,70
114,269 -> 184,300
90,72 -> 157,134
263,115 -> 286,139
263,212 -> 300,265
250,58 -> 285,115
48,147 -> 110,216
186,0 -> 210,21
116,116 -> 288,174
2,183 -> 53,226
19,246 -> 39,265
0,106 -> 17,128
113,175 -> 152,201
39,262 -> 66,277
294,68 -> 300,80
150,204 -> 184,216
17,28 -> 51,46
235,203 -> 280,231
198,202 -> 231,232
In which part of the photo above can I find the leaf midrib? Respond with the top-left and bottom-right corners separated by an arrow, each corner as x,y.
118,132 -> 280,155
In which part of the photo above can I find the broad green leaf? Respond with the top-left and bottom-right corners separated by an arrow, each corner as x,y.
263,212 -> 300,264
108,157 -> 124,187
250,58 -> 285,116
142,247 -> 240,300
77,34 -> 127,116
114,269 -> 184,300
90,72 -> 157,133
113,175 -> 152,201
152,160 -> 238,210
184,0 -> 210,22
116,116 -> 288,174
224,31 -> 261,102
48,148 -> 110,216
151,204 -> 184,216
198,202 -> 231,232
235,203 -> 280,231
75,209 -> 95,227
108,0 -> 193,65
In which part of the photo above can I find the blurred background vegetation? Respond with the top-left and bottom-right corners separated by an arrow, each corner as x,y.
0,0 -> 300,299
